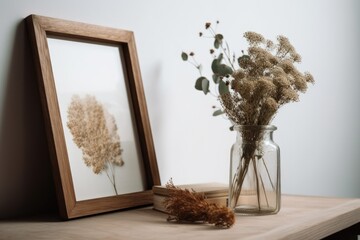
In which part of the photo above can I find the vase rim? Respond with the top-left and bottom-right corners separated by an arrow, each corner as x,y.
234,125 -> 277,131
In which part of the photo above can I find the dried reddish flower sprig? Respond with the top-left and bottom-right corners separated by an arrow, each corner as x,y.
163,180 -> 235,228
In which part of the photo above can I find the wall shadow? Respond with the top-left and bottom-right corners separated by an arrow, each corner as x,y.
0,20 -> 57,218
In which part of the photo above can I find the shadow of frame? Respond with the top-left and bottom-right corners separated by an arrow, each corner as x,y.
0,20 -> 57,219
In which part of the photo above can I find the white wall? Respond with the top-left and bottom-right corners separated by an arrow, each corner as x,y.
0,0 -> 359,218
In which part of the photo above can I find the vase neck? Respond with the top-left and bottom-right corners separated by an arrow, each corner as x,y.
235,125 -> 276,143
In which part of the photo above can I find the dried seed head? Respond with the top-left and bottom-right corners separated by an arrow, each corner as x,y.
244,31 -> 265,46
304,72 -> 315,84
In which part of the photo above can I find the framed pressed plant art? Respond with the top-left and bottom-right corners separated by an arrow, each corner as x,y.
26,15 -> 160,219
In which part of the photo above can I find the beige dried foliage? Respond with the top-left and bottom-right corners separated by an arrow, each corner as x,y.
219,31 -> 314,126
244,31 -> 265,46
183,22 -> 314,127
67,95 -> 124,195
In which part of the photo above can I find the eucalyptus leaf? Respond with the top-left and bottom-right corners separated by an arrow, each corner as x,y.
201,78 -> 210,95
218,80 -> 229,95
181,52 -> 188,61
239,55 -> 250,61
237,55 -> 250,66
195,77 -> 205,91
212,60 -> 233,76
211,54 -> 233,76
213,109 -> 224,116
195,77 -> 209,94
212,74 -> 220,84
211,54 -> 223,73
215,34 -> 224,41
218,64 -> 233,76
214,39 -> 220,49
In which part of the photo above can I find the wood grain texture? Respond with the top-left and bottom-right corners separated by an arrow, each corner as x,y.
26,14 -> 160,219
1,195 -> 359,240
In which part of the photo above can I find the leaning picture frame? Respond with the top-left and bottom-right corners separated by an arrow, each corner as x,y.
26,15 -> 160,219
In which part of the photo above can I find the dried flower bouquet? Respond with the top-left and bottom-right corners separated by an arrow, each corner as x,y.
182,21 -> 314,212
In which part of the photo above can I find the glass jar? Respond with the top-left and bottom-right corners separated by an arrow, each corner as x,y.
229,125 -> 280,215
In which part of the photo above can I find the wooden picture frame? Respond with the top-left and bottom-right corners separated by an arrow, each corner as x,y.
26,15 -> 160,219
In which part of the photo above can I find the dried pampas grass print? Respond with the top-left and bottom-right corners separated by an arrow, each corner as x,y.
67,94 -> 124,195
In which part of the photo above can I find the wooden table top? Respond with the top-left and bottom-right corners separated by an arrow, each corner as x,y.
1,195 -> 360,240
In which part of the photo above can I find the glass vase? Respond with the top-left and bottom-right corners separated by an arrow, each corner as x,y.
229,125 -> 280,215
